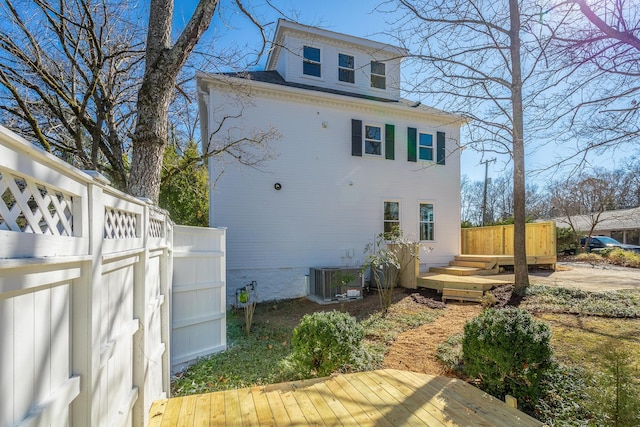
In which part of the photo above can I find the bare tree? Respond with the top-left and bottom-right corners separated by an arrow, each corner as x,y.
0,0 -> 276,200
545,0 -> 640,162
0,0 -> 145,189
381,0 -> 568,288
547,171 -> 624,248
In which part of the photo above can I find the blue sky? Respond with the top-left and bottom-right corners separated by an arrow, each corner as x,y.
176,1 -> 633,185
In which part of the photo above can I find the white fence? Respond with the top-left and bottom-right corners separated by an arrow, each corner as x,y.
172,226 -> 226,374
0,125 -> 226,427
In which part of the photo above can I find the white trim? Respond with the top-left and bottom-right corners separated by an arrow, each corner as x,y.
418,130 -> 436,162
337,51 -> 356,84
418,201 -> 436,242
364,123 -> 384,157
302,45 -> 322,79
383,200 -> 401,234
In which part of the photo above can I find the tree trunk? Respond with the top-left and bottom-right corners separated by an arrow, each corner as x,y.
509,0 -> 529,289
128,0 -> 219,201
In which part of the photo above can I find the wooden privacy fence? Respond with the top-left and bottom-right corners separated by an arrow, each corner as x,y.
0,125 -> 224,427
461,222 -> 557,258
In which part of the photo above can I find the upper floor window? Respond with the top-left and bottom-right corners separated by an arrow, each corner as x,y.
303,46 -> 321,77
338,53 -> 355,83
365,125 -> 382,156
419,203 -> 434,241
371,61 -> 386,89
384,201 -> 400,235
419,132 -> 434,161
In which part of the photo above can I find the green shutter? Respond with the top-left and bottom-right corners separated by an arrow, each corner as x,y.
407,127 -> 417,162
352,119 -> 362,156
385,124 -> 395,160
436,131 -> 445,165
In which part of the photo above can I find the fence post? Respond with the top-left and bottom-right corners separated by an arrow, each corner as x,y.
132,202 -> 150,427
71,179 -> 105,427
161,220 -> 173,395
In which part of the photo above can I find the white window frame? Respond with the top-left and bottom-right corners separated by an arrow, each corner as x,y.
419,202 -> 435,241
383,200 -> 400,236
364,123 -> 383,157
418,131 -> 435,162
370,61 -> 386,89
338,52 -> 355,84
302,45 -> 322,78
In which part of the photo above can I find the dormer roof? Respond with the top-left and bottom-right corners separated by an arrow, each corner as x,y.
266,19 -> 408,71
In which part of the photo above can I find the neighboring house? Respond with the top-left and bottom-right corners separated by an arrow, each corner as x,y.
197,19 -> 465,302
548,206 -> 640,245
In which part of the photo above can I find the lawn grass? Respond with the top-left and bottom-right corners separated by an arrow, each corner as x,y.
538,313 -> 640,380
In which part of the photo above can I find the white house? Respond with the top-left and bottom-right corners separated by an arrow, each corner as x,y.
197,19 -> 466,303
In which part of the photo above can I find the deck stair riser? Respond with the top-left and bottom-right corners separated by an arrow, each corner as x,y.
449,260 -> 495,269
428,266 -> 498,276
442,288 -> 484,303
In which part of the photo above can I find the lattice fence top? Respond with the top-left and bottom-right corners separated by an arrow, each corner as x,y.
149,217 -> 165,238
104,208 -> 137,239
0,170 -> 74,236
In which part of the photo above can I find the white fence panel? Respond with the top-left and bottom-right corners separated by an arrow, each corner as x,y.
172,225 -> 226,374
0,125 -> 172,427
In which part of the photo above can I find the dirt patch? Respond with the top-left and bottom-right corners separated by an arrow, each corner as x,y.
383,302 -> 481,375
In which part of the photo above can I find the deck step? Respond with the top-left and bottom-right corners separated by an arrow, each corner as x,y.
449,260 -> 494,269
429,266 -> 498,276
442,288 -> 484,303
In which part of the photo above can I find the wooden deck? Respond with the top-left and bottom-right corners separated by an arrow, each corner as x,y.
149,369 -> 542,426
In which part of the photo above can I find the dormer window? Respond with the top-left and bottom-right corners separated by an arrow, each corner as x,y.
338,53 -> 355,83
370,61 -> 386,89
303,46 -> 321,77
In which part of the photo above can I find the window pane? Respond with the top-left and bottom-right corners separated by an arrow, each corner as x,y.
303,62 -> 321,77
371,75 -> 386,89
371,61 -> 385,75
384,202 -> 399,221
365,126 -> 381,140
339,54 -> 354,69
385,221 -> 400,234
339,69 -> 355,83
419,204 -> 434,240
419,133 -> 433,147
419,147 -> 433,161
303,46 -> 320,62
420,223 -> 434,241
365,140 -> 381,155
420,204 -> 434,221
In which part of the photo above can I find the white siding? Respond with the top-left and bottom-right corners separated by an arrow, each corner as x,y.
209,87 -> 461,302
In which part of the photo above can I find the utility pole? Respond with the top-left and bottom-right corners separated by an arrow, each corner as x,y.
481,158 -> 496,226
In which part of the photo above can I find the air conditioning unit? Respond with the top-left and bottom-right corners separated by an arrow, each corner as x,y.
309,267 -> 362,302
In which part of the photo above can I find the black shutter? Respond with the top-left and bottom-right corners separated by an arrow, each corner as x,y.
436,131 -> 446,165
385,124 -> 395,160
407,127 -> 417,162
351,119 -> 362,157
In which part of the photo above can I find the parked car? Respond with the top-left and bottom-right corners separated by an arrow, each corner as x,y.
579,235 -> 640,254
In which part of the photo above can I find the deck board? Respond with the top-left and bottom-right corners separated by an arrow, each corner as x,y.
149,369 -> 543,426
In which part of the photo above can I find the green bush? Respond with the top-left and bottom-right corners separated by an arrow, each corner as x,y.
292,311 -> 372,377
462,308 -> 554,410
